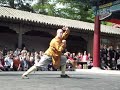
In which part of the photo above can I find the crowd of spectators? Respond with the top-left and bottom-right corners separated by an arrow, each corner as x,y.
0,45 -> 120,71
0,47 -> 45,71
64,51 -> 93,70
100,45 -> 120,70
0,47 -> 93,71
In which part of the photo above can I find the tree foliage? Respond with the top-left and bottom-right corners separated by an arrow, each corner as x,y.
55,0 -> 94,22
32,0 -> 94,23
0,0 -> 34,12
0,0 -> 95,23
32,0 -> 56,15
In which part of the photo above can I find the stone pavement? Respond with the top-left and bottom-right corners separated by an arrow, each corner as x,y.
76,68 -> 120,75
0,70 -> 120,90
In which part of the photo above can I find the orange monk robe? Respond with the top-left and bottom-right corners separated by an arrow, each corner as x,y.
44,30 -> 69,68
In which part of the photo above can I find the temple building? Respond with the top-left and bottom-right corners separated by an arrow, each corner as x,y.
0,6 -> 120,54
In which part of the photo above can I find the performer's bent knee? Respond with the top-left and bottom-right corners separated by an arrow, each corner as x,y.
60,55 -> 67,66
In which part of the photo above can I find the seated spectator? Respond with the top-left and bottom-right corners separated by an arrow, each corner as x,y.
21,47 -> 27,54
13,56 -> 21,71
39,50 -> 44,58
29,52 -> 34,67
111,58 -> 117,70
26,52 -> 31,69
34,52 -> 40,65
87,53 -> 93,69
0,51 -> 5,71
0,60 -> 4,71
100,60 -> 110,70
77,64 -> 82,69
66,60 -> 74,71
13,48 -> 21,56
87,60 -> 93,69
117,57 -> 120,70
19,52 -> 28,71
4,54 -> 13,71
66,53 -> 77,70
76,52 -> 83,62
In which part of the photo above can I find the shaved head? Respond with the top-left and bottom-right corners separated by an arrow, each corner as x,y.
57,29 -> 63,34
56,29 -> 63,38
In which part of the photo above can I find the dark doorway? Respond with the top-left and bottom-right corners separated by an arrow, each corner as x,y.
66,35 -> 87,53
0,26 -> 16,34
25,30 -> 54,38
0,26 -> 17,50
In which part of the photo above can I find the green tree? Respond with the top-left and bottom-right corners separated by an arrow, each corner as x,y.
32,0 -> 56,15
101,21 -> 113,26
55,0 -> 94,22
0,0 -> 34,12
32,0 -> 94,22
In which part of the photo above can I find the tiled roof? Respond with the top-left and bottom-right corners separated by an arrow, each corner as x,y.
0,6 -> 120,35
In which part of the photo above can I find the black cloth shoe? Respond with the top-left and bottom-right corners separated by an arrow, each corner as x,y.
60,74 -> 70,78
22,75 -> 29,79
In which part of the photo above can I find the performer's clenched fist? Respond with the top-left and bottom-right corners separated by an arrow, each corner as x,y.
62,40 -> 66,47
62,26 -> 70,33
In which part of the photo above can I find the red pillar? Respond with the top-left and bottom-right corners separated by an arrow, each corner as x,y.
93,15 -> 101,67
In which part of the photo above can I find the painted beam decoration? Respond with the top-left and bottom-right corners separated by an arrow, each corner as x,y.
98,0 -> 120,20
90,0 -> 120,20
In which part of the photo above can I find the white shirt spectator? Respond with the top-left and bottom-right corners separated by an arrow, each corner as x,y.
117,58 -> 120,65
34,55 -> 40,65
4,56 -> 13,68
13,48 -> 21,56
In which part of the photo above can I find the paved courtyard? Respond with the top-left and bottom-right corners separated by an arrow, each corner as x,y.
0,71 -> 120,90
